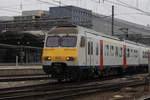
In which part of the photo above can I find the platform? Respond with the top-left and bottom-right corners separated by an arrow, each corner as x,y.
0,65 -> 45,76
0,65 -> 42,69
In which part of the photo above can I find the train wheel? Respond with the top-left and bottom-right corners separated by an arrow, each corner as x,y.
57,79 -> 63,82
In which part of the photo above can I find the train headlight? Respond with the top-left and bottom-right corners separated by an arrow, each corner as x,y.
66,57 -> 74,61
44,56 -> 51,61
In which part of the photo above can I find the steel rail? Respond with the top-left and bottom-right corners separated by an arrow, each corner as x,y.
0,75 -> 49,82
0,77 -> 146,100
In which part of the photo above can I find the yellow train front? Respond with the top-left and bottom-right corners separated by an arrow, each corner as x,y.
42,26 -> 80,81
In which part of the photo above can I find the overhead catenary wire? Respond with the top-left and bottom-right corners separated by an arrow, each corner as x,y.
0,0 -> 149,26
36,0 -> 60,6
0,8 -> 21,14
91,0 -> 150,16
104,0 -> 150,16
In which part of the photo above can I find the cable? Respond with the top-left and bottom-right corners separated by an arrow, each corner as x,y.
36,0 -> 59,6
104,0 -> 150,16
52,0 -> 67,6
0,8 -> 21,14
91,0 -> 150,16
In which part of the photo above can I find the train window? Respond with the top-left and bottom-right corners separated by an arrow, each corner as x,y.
135,50 -> 138,57
80,36 -> 85,47
104,45 -> 107,56
96,43 -> 99,55
127,49 -> 130,57
111,45 -> 114,56
115,47 -> 118,57
130,49 -> 132,57
105,45 -> 109,56
143,51 -> 145,58
128,49 -> 130,57
146,52 -> 149,58
120,47 -> 122,57
134,50 -> 136,58
88,42 -> 91,55
107,45 -> 109,56
106,45 -> 109,50
91,42 -> 93,55
147,52 -> 149,58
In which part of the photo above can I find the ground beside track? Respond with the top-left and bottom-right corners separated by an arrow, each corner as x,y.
0,65 -> 52,89
65,74 -> 150,100
0,65 -> 150,100
68,86 -> 150,100
0,80 -> 51,89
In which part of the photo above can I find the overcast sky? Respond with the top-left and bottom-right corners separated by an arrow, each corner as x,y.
0,0 -> 150,26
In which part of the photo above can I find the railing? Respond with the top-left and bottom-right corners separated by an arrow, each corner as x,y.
0,18 -> 73,31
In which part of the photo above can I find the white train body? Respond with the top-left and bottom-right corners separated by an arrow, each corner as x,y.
42,26 -> 150,80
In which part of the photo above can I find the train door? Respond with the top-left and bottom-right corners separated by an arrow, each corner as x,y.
123,45 -> 127,68
87,37 -> 94,67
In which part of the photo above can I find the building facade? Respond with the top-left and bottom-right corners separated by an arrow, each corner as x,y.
48,6 -> 150,44
49,6 -> 92,28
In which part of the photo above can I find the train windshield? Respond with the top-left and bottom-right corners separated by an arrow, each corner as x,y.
46,36 -> 77,47
61,36 -> 77,47
46,36 -> 59,47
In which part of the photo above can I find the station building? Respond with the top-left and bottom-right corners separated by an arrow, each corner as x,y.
49,6 -> 150,44
0,31 -> 43,65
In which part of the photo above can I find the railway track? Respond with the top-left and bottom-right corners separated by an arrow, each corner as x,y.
0,75 -> 49,82
0,74 -> 148,100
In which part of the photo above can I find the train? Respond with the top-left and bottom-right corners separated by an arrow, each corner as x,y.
42,25 -> 150,81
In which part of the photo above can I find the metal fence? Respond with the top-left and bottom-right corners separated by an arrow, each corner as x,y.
0,43 -> 42,66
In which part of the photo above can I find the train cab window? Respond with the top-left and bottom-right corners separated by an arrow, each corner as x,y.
46,36 -> 60,47
46,36 -> 77,47
80,36 -> 85,47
